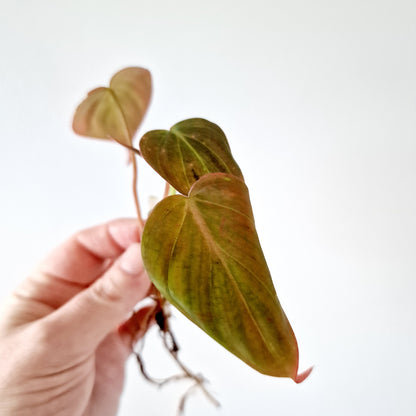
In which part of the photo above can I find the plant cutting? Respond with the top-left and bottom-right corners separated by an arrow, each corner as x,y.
72,66 -> 311,413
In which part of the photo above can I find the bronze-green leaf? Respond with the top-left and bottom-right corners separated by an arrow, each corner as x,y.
139,118 -> 243,195
142,172 -> 306,381
72,67 -> 151,145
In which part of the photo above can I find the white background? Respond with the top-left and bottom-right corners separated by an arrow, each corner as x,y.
1,0 -> 415,415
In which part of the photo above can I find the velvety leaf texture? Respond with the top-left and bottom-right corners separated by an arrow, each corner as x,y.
139,118 -> 243,195
142,173 -> 305,380
72,67 -> 151,145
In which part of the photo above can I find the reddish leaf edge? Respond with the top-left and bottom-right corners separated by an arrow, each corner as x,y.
293,366 -> 313,383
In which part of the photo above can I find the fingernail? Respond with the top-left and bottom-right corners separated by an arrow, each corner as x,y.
120,243 -> 143,275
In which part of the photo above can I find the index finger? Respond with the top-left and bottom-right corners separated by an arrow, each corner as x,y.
40,218 -> 141,284
14,218 -> 142,313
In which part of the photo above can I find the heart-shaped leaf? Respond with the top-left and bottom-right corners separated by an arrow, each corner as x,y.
139,118 -> 243,195
72,67 -> 151,145
142,172 -> 306,380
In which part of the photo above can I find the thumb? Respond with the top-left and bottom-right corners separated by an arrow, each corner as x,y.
45,242 -> 151,353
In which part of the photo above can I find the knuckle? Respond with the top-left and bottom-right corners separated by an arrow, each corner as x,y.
90,275 -> 124,304
33,320 -> 55,344
29,321 -> 60,357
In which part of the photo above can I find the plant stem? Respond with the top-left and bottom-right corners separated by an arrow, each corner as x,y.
130,150 -> 144,235
107,135 -> 144,233
163,181 -> 171,199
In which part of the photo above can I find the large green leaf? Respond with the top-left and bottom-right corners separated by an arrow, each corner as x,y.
72,67 -> 151,145
139,118 -> 243,195
142,172 -> 307,381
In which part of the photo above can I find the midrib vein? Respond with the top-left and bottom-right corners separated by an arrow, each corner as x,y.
188,202 -> 273,353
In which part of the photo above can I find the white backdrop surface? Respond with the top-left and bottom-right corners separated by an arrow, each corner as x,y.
0,0 -> 415,415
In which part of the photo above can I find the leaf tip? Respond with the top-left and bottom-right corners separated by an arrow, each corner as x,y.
293,366 -> 313,384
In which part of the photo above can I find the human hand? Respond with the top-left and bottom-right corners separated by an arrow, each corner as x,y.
0,218 -> 152,416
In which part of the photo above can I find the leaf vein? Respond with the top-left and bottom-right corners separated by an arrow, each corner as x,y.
215,242 -> 277,300
108,89 -> 132,143
173,130 -> 211,176
166,201 -> 189,299
176,134 -> 191,192
194,198 -> 254,226
188,204 -> 273,353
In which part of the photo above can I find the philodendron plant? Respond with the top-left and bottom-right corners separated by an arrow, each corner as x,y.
72,67 -> 311,412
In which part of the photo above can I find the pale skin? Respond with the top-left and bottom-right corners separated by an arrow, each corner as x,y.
0,218 -> 153,416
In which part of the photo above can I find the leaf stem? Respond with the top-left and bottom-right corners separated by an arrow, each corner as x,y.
107,135 -> 144,233
131,150 -> 145,234
163,181 -> 171,199
109,135 -> 142,156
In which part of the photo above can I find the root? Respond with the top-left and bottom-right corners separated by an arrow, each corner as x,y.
132,293 -> 220,415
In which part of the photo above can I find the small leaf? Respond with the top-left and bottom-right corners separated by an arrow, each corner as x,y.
142,172 -> 304,380
139,118 -> 243,195
72,67 -> 151,145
